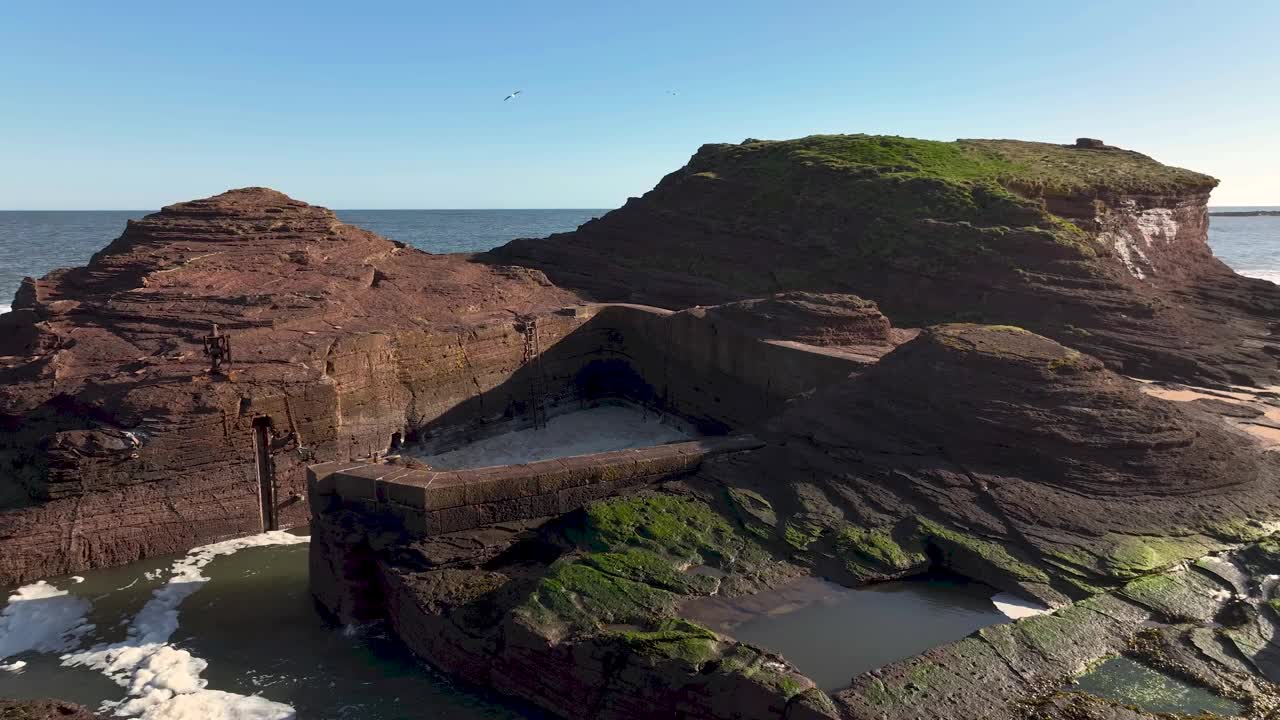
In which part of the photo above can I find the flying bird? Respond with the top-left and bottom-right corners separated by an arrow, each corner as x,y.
504,90 -> 522,101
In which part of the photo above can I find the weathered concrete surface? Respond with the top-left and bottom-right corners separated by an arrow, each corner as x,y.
309,435 -> 763,536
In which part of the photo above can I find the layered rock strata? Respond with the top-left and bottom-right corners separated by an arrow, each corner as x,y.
708,324 -> 1280,605
0,188 -> 580,584
0,188 -> 897,584
490,135 -> 1280,386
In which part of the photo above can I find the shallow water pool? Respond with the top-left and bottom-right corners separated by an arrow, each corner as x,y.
1070,656 -> 1242,716
681,575 -> 1009,691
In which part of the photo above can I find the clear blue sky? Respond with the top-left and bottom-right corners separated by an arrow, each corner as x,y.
3,0 -> 1278,209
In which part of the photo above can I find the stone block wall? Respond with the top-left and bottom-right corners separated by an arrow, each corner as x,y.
308,435 -> 763,538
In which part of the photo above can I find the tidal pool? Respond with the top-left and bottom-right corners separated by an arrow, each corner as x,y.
1070,656 -> 1243,717
0,533 -> 534,720
681,574 -> 1008,691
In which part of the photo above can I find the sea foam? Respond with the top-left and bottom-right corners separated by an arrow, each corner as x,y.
61,531 -> 308,720
0,580 -> 94,663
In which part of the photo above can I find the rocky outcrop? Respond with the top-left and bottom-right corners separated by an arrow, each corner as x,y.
0,188 -> 582,584
0,185 -> 897,585
834,538 -> 1280,720
698,292 -> 909,350
0,699 -> 100,719
312,484 -> 835,720
709,324 -> 1280,604
489,135 -> 1280,386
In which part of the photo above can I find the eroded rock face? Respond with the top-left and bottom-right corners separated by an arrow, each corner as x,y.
708,325 -> 1280,603
488,135 -> 1280,386
0,699 -> 100,719
0,188 -> 581,584
312,485 -> 834,720
697,292 -> 903,349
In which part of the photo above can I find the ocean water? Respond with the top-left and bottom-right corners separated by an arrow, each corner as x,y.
1205,207 -> 1280,284
0,534 -> 534,720
0,207 -> 1275,316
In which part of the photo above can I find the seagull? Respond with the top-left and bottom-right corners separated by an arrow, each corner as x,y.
504,90 -> 522,102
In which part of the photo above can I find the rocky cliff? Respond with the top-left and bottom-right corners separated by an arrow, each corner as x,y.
489,135 -> 1280,386
0,188 -> 582,584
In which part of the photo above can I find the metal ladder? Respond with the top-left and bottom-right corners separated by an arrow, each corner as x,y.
521,316 -> 548,429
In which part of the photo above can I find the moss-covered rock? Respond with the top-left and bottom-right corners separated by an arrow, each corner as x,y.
835,525 -> 928,579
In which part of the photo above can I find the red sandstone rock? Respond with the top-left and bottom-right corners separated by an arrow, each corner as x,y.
487,136 -> 1280,387
0,188 -> 581,584
0,699 -> 100,719
710,324 -> 1280,602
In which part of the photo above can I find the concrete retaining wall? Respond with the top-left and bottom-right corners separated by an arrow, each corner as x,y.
308,434 -> 762,538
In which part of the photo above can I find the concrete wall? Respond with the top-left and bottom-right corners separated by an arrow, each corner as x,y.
309,435 -> 762,538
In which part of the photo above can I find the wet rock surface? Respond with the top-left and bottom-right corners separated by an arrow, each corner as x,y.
834,540 -> 1280,719
0,699 -> 100,720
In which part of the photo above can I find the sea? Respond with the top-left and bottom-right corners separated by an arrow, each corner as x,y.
0,208 -> 1276,718
0,207 -> 1277,314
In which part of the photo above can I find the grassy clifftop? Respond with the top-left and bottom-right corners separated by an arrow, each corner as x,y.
704,134 -> 1216,197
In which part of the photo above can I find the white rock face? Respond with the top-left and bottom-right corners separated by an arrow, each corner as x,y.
1098,200 -> 1183,280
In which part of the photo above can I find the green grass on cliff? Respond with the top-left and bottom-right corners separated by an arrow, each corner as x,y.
738,134 -> 1215,197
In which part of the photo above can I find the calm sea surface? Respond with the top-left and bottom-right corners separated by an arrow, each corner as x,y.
1,207 -> 1276,313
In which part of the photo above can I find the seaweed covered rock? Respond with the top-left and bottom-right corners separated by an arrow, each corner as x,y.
710,324 -> 1280,601
339,489 -> 827,720
489,135 -> 1280,386
834,539 -> 1280,720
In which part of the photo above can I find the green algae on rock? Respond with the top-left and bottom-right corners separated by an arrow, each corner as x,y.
1070,656 -> 1243,717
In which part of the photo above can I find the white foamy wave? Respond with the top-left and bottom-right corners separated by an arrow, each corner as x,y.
991,592 -> 1052,620
0,304 -> 10,315
62,531 -> 308,719
1237,269 -> 1280,285
0,580 -> 94,661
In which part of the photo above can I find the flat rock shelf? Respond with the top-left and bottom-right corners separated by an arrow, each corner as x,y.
406,402 -> 696,471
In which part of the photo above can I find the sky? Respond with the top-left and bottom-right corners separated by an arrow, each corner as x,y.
2,0 -> 1278,209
